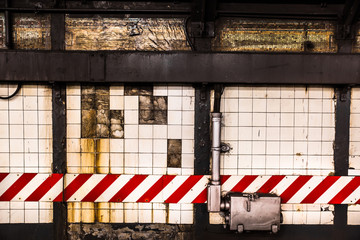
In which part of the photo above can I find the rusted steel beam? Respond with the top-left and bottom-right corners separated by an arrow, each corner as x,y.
0,51 -> 360,84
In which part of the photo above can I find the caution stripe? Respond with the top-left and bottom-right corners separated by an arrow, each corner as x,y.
0,174 -> 360,204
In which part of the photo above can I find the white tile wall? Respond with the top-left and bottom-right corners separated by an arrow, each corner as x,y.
66,84 -> 195,224
0,84 -> 53,223
210,85 -> 336,225
348,87 -> 360,224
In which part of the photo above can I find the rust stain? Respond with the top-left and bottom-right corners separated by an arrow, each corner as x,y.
296,152 -> 302,156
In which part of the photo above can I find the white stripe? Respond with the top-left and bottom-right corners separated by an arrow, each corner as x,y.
64,174 -> 79,188
315,177 -> 352,204
123,175 -> 162,202
244,176 -> 271,192
13,174 -> 49,201
0,173 -> 21,196
178,176 -> 209,203
287,177 -> 324,203
338,177 -> 360,204
270,176 -> 299,196
68,174 -> 104,201
96,175 -> 134,202
151,176 -> 188,203
40,176 -> 64,201
221,176 -> 243,192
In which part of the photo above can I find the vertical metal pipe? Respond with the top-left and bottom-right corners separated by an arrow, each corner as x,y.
211,112 -> 221,185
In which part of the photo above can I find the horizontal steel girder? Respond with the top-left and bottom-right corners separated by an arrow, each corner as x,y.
0,51 -> 359,84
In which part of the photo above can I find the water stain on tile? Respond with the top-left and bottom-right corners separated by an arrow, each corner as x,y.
167,139 -> 182,168
125,85 -> 153,96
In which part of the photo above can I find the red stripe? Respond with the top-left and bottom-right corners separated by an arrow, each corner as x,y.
109,175 -> 148,202
25,174 -> 63,201
165,175 -> 203,203
53,174 -> 92,202
192,188 -> 207,203
280,176 -> 312,203
0,173 -> 9,183
0,173 -> 37,201
81,174 -> 120,202
220,175 -> 231,185
329,177 -> 360,204
137,175 -> 176,203
257,175 -> 285,193
356,198 -> 360,204
301,176 -> 340,204
231,175 -> 258,192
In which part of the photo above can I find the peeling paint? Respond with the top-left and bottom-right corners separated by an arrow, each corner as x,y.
12,14 -> 51,50
212,18 -> 337,52
65,17 -> 190,51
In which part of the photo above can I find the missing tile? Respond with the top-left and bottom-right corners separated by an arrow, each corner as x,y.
110,110 -> 124,138
125,85 -> 153,96
167,139 -> 182,168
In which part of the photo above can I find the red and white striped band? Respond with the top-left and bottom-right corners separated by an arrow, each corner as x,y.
0,173 -> 359,204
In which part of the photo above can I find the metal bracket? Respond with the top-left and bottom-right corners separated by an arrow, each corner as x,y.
220,142 -> 231,153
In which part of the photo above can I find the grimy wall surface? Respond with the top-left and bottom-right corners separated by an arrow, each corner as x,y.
0,9 -> 360,240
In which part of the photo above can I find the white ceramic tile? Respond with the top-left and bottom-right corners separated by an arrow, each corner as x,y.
110,95 -> 124,110
294,99 -> 309,113
168,125 -> 181,139
23,85 -> 38,96
10,202 -> 25,223
168,111 -> 182,125
238,99 -> 253,112
23,111 -> 37,124
124,110 -> 138,124
153,154 -> 167,168
24,125 -> 38,138
182,96 -> 194,111
124,139 -> 138,153
66,95 -> 81,110
39,139 -> 52,153
9,124 -> 23,138
224,127 -> 239,141
168,96 -> 182,111
67,110 -> 81,124
38,111 -> 52,125
182,111 -> 194,125
124,125 -> 138,139
0,139 -> 9,152
66,85 -> 81,96
252,113 -> 266,126
9,96 -> 23,110
182,140 -> 194,154
10,139 -> 24,153
153,85 -> 167,96
153,139 -> 167,153
267,113 -> 280,126
252,87 -> 267,98
168,86 -> 182,96
67,124 -> 81,138
38,96 -> 52,110
139,125 -> 153,139
124,96 -> 138,110
281,99 -> 294,112
182,86 -> 194,97
109,85 -> 124,96
267,87 -> 281,98
9,111 -> 23,124
224,86 -> 239,98
139,139 -> 152,153
309,99 -> 323,112
280,87 -> 295,98
253,99 -> 266,112
182,125 -> 194,140
224,98 -> 239,113
37,86 -> 52,96
23,96 -> 38,110
124,154 -> 139,168
153,125 -> 167,139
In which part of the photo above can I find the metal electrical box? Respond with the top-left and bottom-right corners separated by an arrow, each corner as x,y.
223,193 -> 281,233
